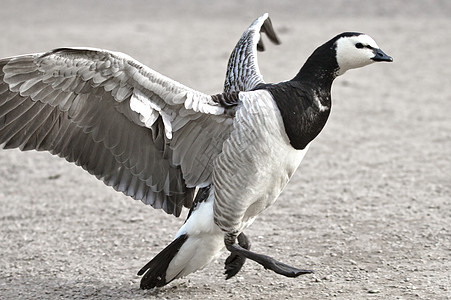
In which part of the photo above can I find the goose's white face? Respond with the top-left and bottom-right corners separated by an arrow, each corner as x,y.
335,34 -> 392,76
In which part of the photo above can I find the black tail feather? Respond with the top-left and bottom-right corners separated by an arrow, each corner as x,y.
138,234 -> 188,289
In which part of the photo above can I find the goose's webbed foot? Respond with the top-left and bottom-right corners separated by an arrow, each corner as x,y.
224,232 -> 250,279
225,236 -> 313,278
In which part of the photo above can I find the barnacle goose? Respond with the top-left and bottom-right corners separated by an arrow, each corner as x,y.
0,13 -> 392,289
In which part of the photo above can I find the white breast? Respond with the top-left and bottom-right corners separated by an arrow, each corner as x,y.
213,90 -> 309,234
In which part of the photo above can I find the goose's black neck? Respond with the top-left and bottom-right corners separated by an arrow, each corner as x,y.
255,41 -> 339,150
292,39 -> 339,89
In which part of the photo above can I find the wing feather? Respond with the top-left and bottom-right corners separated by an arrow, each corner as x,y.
0,47 -> 231,217
223,13 -> 281,93
0,12 -> 280,217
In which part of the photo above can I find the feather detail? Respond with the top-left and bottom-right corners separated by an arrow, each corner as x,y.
0,47 -> 234,217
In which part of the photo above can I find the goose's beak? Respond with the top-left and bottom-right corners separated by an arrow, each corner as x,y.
372,48 -> 393,62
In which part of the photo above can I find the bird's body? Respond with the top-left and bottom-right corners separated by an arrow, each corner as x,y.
213,90 -> 309,233
0,14 -> 392,289
139,88 -> 311,286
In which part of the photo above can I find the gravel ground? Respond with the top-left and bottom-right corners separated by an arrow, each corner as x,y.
0,1 -> 450,299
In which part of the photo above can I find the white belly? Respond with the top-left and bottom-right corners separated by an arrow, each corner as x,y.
242,143 -> 308,222
169,190 -> 224,280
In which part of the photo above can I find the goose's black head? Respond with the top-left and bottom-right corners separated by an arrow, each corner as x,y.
333,32 -> 393,76
295,32 -> 392,84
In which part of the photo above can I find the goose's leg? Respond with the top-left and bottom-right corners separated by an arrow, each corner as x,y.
224,234 -> 313,277
224,232 -> 251,279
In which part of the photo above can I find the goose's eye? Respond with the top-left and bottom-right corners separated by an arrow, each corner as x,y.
355,43 -> 364,49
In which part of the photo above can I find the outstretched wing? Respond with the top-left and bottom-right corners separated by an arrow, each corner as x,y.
223,13 -> 280,93
0,48 -> 233,217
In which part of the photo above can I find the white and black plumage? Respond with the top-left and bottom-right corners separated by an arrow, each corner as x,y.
0,14 -> 392,289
